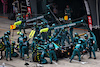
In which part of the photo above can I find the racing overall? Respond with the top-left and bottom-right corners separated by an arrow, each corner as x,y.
16,16 -> 26,33
5,40 -> 11,60
46,42 -> 57,63
22,41 -> 29,58
18,36 -> 23,57
70,44 -> 83,61
88,39 -> 96,58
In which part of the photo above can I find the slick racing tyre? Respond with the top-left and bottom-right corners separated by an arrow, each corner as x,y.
32,52 -> 41,62
55,49 -> 63,58
0,42 -> 5,51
